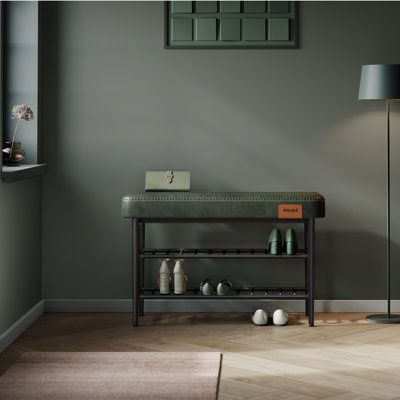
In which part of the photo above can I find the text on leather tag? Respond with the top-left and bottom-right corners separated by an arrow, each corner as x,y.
278,204 -> 303,219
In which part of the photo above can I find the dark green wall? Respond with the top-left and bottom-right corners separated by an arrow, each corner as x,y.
41,1 -> 400,300
0,178 -> 43,334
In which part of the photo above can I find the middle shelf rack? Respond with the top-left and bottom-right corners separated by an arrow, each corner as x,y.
141,287 -> 308,299
140,248 -> 308,259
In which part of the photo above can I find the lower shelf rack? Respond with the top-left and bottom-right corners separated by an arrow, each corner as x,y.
141,287 -> 308,300
140,248 -> 308,259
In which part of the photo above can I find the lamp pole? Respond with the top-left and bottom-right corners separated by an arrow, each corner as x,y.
386,100 -> 391,318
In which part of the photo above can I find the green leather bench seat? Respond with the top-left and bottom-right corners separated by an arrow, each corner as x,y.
122,192 -> 325,219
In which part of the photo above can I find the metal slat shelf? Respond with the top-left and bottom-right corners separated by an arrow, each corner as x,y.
141,287 -> 307,300
140,248 -> 308,259
128,216 -> 317,327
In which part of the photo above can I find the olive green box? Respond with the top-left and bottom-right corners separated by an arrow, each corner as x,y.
145,171 -> 191,192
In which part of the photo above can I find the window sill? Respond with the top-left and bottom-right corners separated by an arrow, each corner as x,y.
1,164 -> 47,183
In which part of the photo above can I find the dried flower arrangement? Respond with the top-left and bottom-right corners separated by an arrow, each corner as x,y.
3,104 -> 34,162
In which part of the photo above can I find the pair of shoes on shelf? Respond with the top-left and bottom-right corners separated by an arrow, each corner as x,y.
200,279 -> 232,296
267,228 -> 297,255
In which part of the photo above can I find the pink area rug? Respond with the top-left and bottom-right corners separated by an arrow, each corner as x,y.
0,352 -> 222,399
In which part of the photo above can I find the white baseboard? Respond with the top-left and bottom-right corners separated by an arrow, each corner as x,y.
0,300 -> 45,354
44,299 -> 400,313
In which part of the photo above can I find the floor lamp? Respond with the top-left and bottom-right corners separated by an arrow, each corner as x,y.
359,64 -> 400,323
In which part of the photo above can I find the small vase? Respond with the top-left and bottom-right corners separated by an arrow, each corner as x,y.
2,141 -> 25,166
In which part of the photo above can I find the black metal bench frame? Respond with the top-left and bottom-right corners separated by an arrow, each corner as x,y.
131,217 -> 315,327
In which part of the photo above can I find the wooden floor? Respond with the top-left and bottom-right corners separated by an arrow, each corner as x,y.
1,313 -> 400,399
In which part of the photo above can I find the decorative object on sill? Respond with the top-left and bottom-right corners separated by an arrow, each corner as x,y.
173,259 -> 187,294
2,141 -> 25,166
159,259 -> 171,295
272,309 -> 289,326
200,279 -> 215,296
359,64 -> 400,324
267,228 -> 282,255
145,171 -> 190,191
165,1 -> 299,49
251,309 -> 269,326
2,104 -> 34,166
217,279 -> 232,296
284,228 -> 298,255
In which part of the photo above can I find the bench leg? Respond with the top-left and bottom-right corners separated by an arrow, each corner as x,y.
132,218 -> 139,327
304,222 -> 309,317
307,218 -> 315,327
139,222 -> 145,316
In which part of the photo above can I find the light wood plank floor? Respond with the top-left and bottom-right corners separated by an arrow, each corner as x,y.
1,313 -> 400,399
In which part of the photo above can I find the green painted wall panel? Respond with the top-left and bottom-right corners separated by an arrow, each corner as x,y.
220,18 -> 241,41
243,18 -> 266,41
195,18 -> 217,41
0,179 -> 43,336
171,18 -> 192,41
268,18 -> 289,40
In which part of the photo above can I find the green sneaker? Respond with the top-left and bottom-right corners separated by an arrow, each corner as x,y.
284,228 -> 298,255
200,279 -> 215,296
217,279 -> 232,296
268,228 -> 283,255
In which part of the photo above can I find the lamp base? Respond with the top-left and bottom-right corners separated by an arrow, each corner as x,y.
366,314 -> 400,324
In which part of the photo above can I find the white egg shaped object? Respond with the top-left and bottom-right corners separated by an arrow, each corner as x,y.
251,309 -> 269,326
272,309 -> 289,326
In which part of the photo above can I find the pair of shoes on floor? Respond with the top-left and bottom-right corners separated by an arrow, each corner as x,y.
267,228 -> 297,255
200,279 -> 232,296
251,309 -> 289,326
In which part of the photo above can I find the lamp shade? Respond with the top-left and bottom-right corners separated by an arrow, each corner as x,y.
358,64 -> 400,100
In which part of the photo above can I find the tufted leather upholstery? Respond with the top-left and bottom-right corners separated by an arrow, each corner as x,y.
122,192 -> 325,219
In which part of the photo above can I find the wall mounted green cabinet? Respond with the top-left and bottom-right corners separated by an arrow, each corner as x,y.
165,1 -> 299,48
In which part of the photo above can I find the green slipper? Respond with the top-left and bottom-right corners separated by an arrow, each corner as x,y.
268,228 -> 283,255
284,228 -> 298,255
217,279 -> 232,296
200,279 -> 215,296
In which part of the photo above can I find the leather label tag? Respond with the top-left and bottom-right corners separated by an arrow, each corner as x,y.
278,204 -> 303,219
